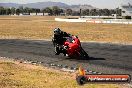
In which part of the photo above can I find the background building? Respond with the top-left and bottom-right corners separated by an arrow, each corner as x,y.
121,3 -> 132,19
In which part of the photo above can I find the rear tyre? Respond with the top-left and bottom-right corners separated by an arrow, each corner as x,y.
79,48 -> 89,59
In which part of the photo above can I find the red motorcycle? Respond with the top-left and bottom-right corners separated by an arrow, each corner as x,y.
54,36 -> 89,58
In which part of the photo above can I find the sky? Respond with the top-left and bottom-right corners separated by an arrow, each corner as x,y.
0,0 -> 132,9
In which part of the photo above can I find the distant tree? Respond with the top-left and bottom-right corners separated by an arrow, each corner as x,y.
11,7 -> 16,15
90,9 -> 97,16
19,6 -> 24,14
52,6 -> 61,15
24,7 -> 31,14
98,9 -> 103,16
36,9 -> 40,13
30,8 -> 36,13
82,9 -> 89,16
0,6 -> 6,15
29,8 -> 39,15
59,9 -> 64,14
109,9 -> 116,15
16,9 -> 20,15
5,8 -> 11,15
42,7 -> 53,15
66,9 -> 72,16
35,8 -> 40,15
102,9 -> 110,16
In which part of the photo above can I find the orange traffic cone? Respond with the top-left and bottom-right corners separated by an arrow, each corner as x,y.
78,66 -> 85,76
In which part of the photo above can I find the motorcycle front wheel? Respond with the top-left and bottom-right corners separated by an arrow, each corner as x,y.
54,45 -> 60,55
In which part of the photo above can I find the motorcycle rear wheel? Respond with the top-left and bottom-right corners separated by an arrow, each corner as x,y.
79,48 -> 89,59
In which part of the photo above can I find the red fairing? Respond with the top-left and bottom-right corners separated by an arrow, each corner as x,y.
63,36 -> 81,57
73,36 -> 81,45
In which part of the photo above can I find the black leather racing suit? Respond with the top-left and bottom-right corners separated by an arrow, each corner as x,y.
52,31 -> 71,55
52,31 -> 71,46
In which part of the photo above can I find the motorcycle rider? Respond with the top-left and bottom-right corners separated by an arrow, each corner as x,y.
52,28 -> 71,55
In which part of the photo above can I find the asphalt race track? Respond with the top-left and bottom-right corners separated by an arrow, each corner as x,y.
0,39 -> 132,76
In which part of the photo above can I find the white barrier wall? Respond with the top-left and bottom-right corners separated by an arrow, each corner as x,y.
30,13 -> 37,16
55,18 -> 132,24
30,13 -> 43,16
55,18 -> 86,22
37,13 -> 43,16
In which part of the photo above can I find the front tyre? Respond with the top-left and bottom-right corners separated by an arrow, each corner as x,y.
54,44 -> 60,55
76,76 -> 86,85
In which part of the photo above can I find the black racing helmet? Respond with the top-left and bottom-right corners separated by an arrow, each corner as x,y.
54,28 -> 62,35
